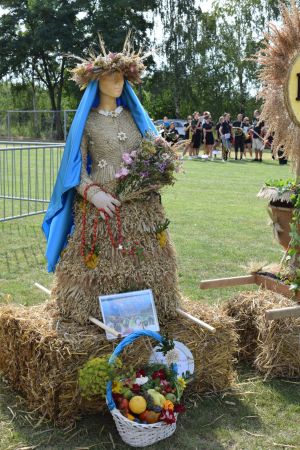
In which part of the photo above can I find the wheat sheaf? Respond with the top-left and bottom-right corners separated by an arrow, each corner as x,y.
257,0 -> 300,171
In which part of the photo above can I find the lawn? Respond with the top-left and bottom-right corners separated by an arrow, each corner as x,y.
1,154 -> 300,450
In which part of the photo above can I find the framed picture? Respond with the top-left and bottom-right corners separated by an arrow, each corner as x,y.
99,289 -> 160,340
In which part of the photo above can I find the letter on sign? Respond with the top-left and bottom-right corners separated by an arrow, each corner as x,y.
284,53 -> 300,126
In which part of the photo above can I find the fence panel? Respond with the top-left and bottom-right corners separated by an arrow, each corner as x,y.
0,142 -> 64,222
0,110 -> 76,141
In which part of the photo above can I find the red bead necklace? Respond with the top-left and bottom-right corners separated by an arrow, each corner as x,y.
80,183 -> 124,263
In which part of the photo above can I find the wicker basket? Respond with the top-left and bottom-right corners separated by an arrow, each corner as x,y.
106,330 -> 177,447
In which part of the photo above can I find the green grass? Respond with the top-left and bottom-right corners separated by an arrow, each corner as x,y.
1,153 -> 300,450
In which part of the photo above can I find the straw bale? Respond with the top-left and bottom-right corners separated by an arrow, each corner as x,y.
225,290 -> 300,378
224,290 -> 291,362
255,307 -> 300,379
0,299 -> 237,425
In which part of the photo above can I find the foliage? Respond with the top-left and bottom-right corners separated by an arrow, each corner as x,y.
265,178 -> 295,193
78,355 -> 122,400
0,0 -> 157,137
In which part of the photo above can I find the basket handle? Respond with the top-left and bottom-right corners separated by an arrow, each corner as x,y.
106,330 -> 163,411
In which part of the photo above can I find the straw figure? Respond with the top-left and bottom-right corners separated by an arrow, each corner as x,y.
0,33 -> 239,424
42,32 -> 182,325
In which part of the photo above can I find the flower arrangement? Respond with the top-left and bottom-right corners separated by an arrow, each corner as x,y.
115,135 -> 182,202
70,33 -> 147,89
111,363 -> 186,425
79,335 -> 188,426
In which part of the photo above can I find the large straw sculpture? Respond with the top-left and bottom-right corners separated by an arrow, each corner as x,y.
257,1 -> 300,173
0,299 -> 237,426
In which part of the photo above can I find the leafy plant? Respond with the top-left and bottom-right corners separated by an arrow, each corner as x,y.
78,356 -> 122,399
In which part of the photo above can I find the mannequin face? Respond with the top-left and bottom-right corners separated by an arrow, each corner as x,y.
99,71 -> 124,99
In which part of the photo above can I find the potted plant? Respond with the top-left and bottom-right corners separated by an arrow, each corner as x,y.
258,179 -> 300,290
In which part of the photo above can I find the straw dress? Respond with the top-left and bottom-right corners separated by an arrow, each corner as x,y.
52,106 -> 181,324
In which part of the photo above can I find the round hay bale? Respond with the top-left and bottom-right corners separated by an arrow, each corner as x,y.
0,299 -> 238,425
223,290 -> 291,363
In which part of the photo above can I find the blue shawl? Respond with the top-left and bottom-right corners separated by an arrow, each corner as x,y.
42,80 -> 157,272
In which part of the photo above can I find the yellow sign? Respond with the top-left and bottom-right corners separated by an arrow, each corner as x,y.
284,52 -> 300,126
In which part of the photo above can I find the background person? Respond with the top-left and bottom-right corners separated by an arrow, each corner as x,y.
232,113 -> 245,160
165,122 -> 179,145
203,114 -> 214,159
242,117 -> 252,159
251,110 -> 265,162
182,115 -> 193,158
220,113 -> 231,161
191,111 -> 202,158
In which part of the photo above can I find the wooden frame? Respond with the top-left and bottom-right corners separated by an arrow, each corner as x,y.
200,272 -> 300,321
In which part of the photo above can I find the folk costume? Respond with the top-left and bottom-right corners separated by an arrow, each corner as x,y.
43,35 -> 181,324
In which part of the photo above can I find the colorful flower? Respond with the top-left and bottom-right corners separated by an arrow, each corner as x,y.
160,408 -> 176,424
115,167 -> 129,179
130,150 -> 137,158
84,254 -> 99,269
157,231 -> 167,248
122,153 -> 133,164
136,369 -> 146,378
134,376 -> 149,386
112,381 -> 123,394
177,377 -> 187,390
174,403 -> 186,413
152,369 -> 166,380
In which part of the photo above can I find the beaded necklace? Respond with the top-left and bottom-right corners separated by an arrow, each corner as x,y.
80,183 -> 124,263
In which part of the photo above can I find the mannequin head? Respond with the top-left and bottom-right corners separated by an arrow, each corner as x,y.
99,71 -> 124,99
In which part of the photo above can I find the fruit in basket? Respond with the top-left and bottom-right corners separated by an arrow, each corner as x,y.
147,389 -> 166,407
126,413 -> 135,421
119,398 -> 129,412
139,410 -> 160,424
123,388 -> 133,400
129,396 -> 147,414
145,411 -> 161,424
163,399 -> 174,411
165,393 -> 177,403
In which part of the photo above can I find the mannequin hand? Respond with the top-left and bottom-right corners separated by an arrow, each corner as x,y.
91,191 -> 121,220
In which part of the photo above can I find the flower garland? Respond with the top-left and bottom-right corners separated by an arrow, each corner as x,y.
80,183 -> 144,268
80,183 -> 124,267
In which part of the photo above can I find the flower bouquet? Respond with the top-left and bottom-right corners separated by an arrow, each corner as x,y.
79,330 -> 189,447
115,134 -> 182,202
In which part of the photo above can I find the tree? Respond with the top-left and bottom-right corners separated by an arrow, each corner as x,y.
0,0 -> 157,139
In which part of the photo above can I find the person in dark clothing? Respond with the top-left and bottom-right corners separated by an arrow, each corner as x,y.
191,111 -> 202,157
165,122 -> 179,145
220,113 -> 231,160
232,113 -> 245,160
203,115 -> 214,159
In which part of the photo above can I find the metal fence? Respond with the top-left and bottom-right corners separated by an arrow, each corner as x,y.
0,141 -> 64,222
0,110 -> 76,141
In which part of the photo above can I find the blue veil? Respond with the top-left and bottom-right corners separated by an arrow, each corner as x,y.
42,80 -> 158,272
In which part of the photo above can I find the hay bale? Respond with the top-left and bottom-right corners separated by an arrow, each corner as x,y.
173,299 -> 238,394
255,310 -> 300,379
224,290 -> 291,362
0,299 -> 237,425
225,290 -> 300,378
